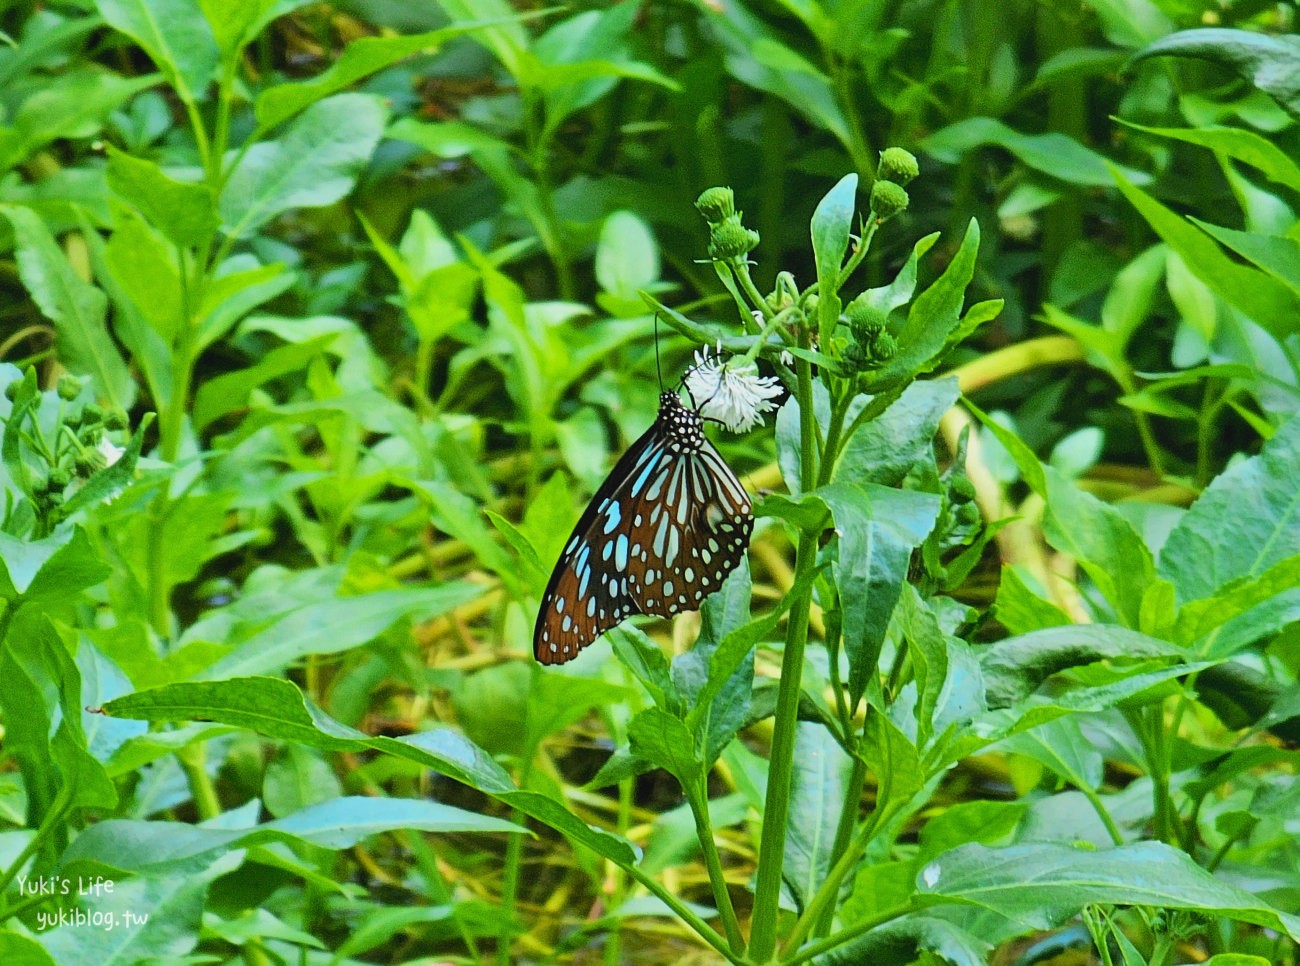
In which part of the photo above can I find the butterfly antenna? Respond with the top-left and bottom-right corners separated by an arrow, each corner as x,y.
654,313 -> 664,392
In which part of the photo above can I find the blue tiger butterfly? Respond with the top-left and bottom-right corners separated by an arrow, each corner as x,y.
533,390 -> 753,664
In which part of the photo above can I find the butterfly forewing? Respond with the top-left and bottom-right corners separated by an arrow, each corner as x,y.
533,393 -> 753,665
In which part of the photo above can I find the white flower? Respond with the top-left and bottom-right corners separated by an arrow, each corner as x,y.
779,349 -> 794,366
684,344 -> 783,433
97,438 -> 125,467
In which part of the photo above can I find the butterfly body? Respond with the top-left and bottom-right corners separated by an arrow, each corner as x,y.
534,391 -> 753,664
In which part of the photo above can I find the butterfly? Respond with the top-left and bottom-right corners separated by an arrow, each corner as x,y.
533,390 -> 754,664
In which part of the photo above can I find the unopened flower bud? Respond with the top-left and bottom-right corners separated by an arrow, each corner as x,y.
3,382 -> 17,401
708,219 -> 760,260
841,341 -> 869,369
950,476 -> 977,504
877,147 -> 919,186
81,403 -> 103,425
695,186 -> 736,225
49,467 -> 71,489
844,297 -> 888,343
105,408 -> 129,431
956,501 -> 981,527
870,330 -> 898,360
870,181 -> 909,221
57,374 -> 84,401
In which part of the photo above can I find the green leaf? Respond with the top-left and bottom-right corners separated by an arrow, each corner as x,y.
38,872 -> 213,963
993,566 -> 1066,634
1160,417 -> 1300,656
1118,121 -> 1300,194
923,117 -> 1151,187
1134,28 -> 1300,120
105,210 -> 183,342
979,624 -> 1185,708
220,93 -> 389,238
1110,168 -> 1300,339
0,932 -> 55,966
813,915 -> 991,966
595,210 -> 659,301
811,173 -> 857,344
998,716 -> 1103,791
917,841 -> 1300,942
95,0 -> 219,107
104,677 -> 641,867
834,379 -> 959,487
969,400 -> 1155,627
63,796 -> 526,876
105,147 -> 218,248
202,584 -> 484,678
255,23 -> 487,130
818,482 -> 942,708
2,205 -> 133,409
1172,554 -> 1300,653
192,334 -> 337,431
783,722 -> 850,911
866,219 -> 984,389
262,744 -> 341,817
861,711 -> 923,828
1191,219 -> 1300,297
0,69 -> 159,173
628,707 -> 700,786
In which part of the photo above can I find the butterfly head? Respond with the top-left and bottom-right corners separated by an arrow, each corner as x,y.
659,391 -> 705,453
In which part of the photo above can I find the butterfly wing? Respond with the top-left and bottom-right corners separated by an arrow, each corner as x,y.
533,422 -> 667,664
534,408 -> 753,665
626,438 -> 753,618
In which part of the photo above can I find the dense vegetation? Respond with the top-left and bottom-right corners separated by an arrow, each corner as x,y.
0,1 -> 1297,964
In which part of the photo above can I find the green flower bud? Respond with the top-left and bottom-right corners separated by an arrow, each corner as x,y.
870,180 -> 909,222
45,489 -> 64,507
77,425 -> 103,447
708,219 -> 760,260
802,293 -> 819,316
956,501 -> 981,528
49,467 -> 71,489
844,296 -> 888,343
57,374 -> 84,401
75,449 -> 107,476
949,475 -> 977,504
870,330 -> 898,361
877,147 -> 919,186
81,403 -> 103,425
105,408 -> 129,431
841,340 -> 869,370
3,382 -> 18,401
695,186 -> 736,225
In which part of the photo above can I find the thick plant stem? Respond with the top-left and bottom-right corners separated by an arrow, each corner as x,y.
750,352 -> 819,963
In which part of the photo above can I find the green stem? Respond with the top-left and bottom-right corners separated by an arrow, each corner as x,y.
497,808 -> 525,966
782,902 -> 912,966
602,777 -> 635,966
1080,785 -> 1125,846
814,753 -> 866,937
748,348 -> 818,959
0,781 -> 72,902
623,863 -> 735,962
730,257 -> 775,321
176,741 -> 221,820
686,778 -> 745,956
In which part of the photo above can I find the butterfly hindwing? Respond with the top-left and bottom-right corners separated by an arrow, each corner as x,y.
533,393 -> 753,665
